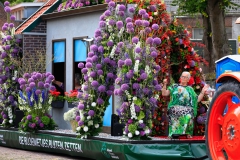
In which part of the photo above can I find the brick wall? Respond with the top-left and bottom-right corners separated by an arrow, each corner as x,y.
21,21 -> 47,74
0,3 -> 7,32
31,21 -> 47,33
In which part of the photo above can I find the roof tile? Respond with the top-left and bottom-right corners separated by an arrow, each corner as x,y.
15,0 -> 57,34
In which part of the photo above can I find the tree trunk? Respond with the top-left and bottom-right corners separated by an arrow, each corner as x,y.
202,13 -> 214,74
208,0 -> 230,64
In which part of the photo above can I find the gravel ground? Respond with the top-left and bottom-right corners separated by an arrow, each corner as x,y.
0,146 -> 93,160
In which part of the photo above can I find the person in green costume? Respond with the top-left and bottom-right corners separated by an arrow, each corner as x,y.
162,71 -> 209,138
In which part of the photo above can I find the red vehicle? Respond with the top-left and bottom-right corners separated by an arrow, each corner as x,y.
206,72 -> 240,159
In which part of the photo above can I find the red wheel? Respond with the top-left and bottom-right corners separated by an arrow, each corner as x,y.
206,81 -> 240,160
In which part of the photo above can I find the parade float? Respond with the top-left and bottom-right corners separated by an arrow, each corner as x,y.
0,0 -> 238,159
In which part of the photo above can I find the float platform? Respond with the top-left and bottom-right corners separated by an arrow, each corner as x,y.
0,128 -> 209,160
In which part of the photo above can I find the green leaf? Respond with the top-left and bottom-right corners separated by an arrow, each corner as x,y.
133,99 -> 142,106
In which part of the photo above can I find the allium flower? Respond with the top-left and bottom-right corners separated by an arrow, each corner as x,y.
150,51 -> 158,58
135,20 -> 142,26
133,83 -> 140,89
91,80 -> 99,87
125,59 -> 132,66
4,1 -> 10,6
4,6 -> 11,12
78,103 -> 85,110
27,115 -> 32,120
143,13 -> 149,19
146,37 -> 153,44
132,37 -> 139,44
128,7 -> 135,13
78,62 -> 85,68
154,65 -> 161,71
121,84 -> 129,91
108,1 -> 115,7
78,120 -> 84,126
99,21 -> 106,28
154,84 -> 162,91
118,4 -> 126,11
97,98 -> 104,105
116,21 -> 123,29
90,45 -> 98,52
2,26 -> 7,31
35,89 -> 41,95
104,10 -> 111,16
98,85 -> 106,92
126,17 -> 132,23
76,116 -> 80,121
152,24 -> 159,30
138,9 -> 146,15
108,19 -> 115,26
86,62 -> 92,68
107,40 -> 114,47
97,70 -> 103,75
10,15 -> 16,21
140,73 -> 147,80
118,60 -> 124,68
88,110 -> 95,116
126,22 -> 133,30
153,37 -> 161,45
96,64 -> 102,69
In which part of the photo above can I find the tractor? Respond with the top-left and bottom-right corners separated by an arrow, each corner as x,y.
206,71 -> 240,159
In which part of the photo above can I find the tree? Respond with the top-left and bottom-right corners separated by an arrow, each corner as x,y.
171,0 -> 239,74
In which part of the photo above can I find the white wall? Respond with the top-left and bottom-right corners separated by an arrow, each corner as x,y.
46,11 -> 104,129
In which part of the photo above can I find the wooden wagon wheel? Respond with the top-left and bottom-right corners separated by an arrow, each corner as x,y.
206,81 -> 240,160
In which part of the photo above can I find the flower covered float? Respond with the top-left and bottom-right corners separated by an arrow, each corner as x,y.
76,1 -> 162,139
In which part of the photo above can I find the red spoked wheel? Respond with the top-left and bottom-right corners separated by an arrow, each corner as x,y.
206,81 -> 240,160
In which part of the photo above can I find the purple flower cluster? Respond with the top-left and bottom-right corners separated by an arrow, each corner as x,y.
58,0 -> 97,12
74,2 -> 163,139
0,1 -> 21,127
18,72 -> 55,112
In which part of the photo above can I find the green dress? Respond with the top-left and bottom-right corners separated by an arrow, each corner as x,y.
167,84 -> 197,137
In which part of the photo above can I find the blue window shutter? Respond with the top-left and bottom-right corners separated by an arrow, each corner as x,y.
103,96 -> 112,127
74,40 -> 87,62
53,41 -> 65,63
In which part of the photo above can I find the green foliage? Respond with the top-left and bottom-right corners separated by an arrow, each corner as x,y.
19,114 -> 57,133
171,0 -> 240,16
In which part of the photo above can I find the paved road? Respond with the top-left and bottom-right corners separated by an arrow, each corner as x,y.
0,146 -> 93,160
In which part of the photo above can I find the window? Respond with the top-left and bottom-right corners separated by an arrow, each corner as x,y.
193,28 -> 203,39
73,38 -> 87,90
52,40 -> 66,95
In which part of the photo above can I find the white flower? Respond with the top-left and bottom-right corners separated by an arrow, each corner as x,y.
95,124 -> 99,128
132,97 -> 137,101
87,116 -> 91,120
91,102 -> 96,107
83,126 -> 88,132
134,60 -> 139,73
110,45 -> 117,58
9,120 -> 13,124
135,130 -> 140,135
145,129 -> 150,134
88,120 -> 93,126
128,133 -> 133,138
123,131 -> 126,135
139,120 -> 143,124
81,84 -> 85,91
76,127 -> 81,131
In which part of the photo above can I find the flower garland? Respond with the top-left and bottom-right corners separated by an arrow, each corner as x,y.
0,1 -> 21,127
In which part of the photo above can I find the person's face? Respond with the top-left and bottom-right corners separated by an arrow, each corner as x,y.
180,73 -> 190,83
